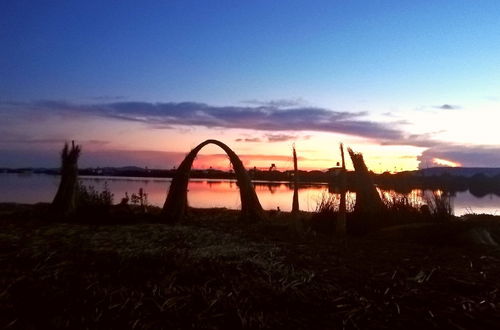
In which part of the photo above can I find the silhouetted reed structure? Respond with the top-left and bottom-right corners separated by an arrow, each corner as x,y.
52,141 -> 81,216
162,139 -> 266,223
348,147 -> 383,213
292,145 -> 299,214
290,145 -> 305,236
335,143 -> 347,236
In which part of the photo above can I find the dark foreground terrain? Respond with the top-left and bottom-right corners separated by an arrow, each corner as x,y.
1,203 -> 500,329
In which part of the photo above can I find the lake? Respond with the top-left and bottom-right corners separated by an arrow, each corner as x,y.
1,173 -> 499,216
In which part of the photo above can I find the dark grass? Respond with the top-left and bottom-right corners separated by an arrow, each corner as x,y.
309,191 -> 457,236
1,204 -> 500,329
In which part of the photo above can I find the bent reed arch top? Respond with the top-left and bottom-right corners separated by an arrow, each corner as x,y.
162,139 -> 267,223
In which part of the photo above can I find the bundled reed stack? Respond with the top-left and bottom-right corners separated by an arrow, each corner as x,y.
292,144 -> 299,214
335,143 -> 347,236
347,147 -> 383,213
52,141 -> 81,216
163,139 -> 266,223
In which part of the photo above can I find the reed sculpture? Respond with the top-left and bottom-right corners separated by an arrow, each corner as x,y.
52,141 -> 81,216
162,139 -> 266,223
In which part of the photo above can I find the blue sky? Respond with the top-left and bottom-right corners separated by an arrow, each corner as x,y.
1,1 -> 500,170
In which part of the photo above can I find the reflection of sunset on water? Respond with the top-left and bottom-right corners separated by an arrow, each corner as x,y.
1,174 -> 499,216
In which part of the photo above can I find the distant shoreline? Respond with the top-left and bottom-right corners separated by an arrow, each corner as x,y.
2,167 -> 500,196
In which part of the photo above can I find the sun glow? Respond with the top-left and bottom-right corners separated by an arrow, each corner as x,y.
432,157 -> 461,167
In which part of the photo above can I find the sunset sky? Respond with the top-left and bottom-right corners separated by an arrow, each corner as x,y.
1,1 -> 500,172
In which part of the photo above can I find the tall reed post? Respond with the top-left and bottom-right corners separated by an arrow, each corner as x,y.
292,144 -> 299,214
290,144 -> 304,236
335,143 -> 347,236
52,141 -> 81,217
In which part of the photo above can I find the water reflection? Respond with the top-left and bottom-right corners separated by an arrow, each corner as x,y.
0,173 -> 499,216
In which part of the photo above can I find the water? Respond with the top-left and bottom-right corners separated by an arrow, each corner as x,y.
1,173 -> 499,216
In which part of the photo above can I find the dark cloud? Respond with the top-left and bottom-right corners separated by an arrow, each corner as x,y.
91,95 -> 126,101
235,137 -> 262,143
0,137 -> 109,146
418,145 -> 500,168
0,130 -> 110,150
241,98 -> 306,107
381,138 -> 437,148
265,134 -> 297,142
434,104 -> 460,110
237,134 -> 311,143
380,131 -> 448,148
0,100 -> 406,141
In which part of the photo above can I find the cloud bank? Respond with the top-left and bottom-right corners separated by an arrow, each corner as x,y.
1,100 -> 406,141
4,99 -> 499,170
418,145 -> 500,169
241,98 -> 307,107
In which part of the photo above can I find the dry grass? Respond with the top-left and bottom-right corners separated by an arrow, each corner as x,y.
1,204 -> 500,329
425,191 -> 454,221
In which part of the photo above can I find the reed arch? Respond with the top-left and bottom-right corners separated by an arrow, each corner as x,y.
162,139 -> 267,223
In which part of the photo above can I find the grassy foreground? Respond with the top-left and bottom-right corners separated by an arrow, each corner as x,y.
1,204 -> 500,329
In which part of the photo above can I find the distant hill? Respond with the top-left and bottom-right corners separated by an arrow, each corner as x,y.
416,167 -> 500,177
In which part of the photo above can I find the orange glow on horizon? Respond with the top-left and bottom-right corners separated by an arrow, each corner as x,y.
190,152 -> 419,173
67,122 -> 424,173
